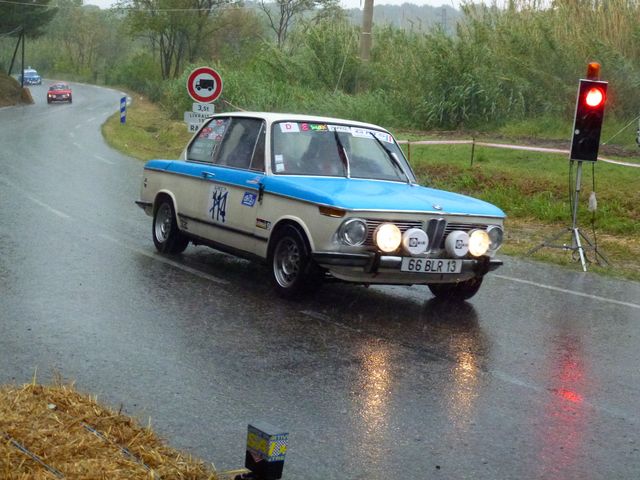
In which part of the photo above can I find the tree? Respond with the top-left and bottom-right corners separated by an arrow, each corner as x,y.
0,0 -> 58,38
258,0 -> 338,49
119,0 -> 230,80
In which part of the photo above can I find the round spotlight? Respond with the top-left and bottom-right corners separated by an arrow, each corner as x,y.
339,218 -> 367,246
374,223 -> 402,253
445,230 -> 469,258
487,225 -> 504,251
402,228 -> 429,255
469,229 -> 491,257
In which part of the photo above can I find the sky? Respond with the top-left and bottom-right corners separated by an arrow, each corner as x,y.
83,0 -> 458,10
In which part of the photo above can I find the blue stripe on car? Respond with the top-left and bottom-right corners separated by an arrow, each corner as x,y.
145,159 -> 505,217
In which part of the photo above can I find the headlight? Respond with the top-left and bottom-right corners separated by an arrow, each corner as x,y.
468,229 -> 490,257
487,225 -> 504,251
374,223 -> 402,253
445,230 -> 469,258
338,218 -> 367,246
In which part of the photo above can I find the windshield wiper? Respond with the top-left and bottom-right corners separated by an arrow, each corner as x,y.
368,131 -> 412,184
333,129 -> 350,178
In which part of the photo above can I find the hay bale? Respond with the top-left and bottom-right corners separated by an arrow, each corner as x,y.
0,383 -> 219,479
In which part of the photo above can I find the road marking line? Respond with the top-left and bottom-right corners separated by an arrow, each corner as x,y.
493,274 -> 640,310
98,233 -> 229,285
93,154 -> 114,165
0,175 -> 71,219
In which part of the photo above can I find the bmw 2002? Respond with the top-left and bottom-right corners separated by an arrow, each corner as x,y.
136,112 -> 506,301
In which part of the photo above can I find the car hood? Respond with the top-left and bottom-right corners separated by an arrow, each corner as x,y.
263,176 -> 505,217
49,89 -> 70,94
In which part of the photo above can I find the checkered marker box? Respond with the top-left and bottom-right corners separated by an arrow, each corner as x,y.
245,422 -> 288,480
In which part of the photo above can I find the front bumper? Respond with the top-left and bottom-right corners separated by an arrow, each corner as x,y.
313,251 -> 502,284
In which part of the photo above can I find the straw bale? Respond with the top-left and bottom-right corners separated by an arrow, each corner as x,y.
0,383 -> 219,479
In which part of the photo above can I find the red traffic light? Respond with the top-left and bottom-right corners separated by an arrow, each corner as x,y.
584,87 -> 605,108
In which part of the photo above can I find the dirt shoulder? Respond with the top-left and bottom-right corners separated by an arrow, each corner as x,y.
0,72 -> 33,107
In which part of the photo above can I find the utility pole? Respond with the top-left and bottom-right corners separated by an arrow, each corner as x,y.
359,0 -> 373,62
357,0 -> 374,92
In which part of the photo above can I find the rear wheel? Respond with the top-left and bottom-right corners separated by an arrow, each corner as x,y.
428,277 -> 483,301
152,198 -> 189,254
269,225 -> 320,298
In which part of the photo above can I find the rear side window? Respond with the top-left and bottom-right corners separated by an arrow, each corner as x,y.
186,117 -> 230,163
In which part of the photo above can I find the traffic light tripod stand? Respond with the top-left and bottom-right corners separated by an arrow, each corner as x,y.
527,160 -> 609,272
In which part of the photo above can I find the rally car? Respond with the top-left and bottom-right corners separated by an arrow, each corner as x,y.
19,68 -> 42,86
136,112 -> 506,301
47,83 -> 72,104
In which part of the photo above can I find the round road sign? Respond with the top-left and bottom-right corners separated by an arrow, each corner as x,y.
186,67 -> 223,103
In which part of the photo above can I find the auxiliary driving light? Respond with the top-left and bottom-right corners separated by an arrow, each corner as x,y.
374,223 -> 402,253
445,230 -> 469,258
402,228 -> 429,255
468,229 -> 491,257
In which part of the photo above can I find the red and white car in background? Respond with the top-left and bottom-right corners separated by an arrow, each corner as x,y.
47,82 -> 72,104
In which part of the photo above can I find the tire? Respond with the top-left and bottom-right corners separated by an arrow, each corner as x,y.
152,198 -> 189,254
428,276 -> 483,301
269,224 -> 320,298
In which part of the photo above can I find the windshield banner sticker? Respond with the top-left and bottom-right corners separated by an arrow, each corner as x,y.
280,122 -> 300,133
328,125 -> 352,133
279,122 -> 393,143
209,186 -> 228,222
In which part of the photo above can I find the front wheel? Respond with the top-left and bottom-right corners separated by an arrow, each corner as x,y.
428,277 -> 483,301
269,225 -> 319,298
152,198 -> 189,254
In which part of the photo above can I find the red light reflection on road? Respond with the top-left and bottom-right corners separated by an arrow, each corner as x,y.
537,333 -> 589,478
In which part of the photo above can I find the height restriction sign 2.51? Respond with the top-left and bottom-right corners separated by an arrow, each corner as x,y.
186,66 -> 223,104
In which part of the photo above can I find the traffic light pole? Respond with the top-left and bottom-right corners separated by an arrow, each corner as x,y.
527,160 -> 609,271
569,160 -> 588,270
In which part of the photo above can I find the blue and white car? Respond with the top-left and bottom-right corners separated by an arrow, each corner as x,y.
136,112 -> 506,301
18,68 -> 42,86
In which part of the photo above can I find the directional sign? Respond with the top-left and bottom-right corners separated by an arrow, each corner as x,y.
186,67 -> 223,104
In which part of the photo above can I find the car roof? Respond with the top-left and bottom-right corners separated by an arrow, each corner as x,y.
216,111 -> 391,133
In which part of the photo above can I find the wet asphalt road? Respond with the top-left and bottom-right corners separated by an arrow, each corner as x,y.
1,83 -> 640,479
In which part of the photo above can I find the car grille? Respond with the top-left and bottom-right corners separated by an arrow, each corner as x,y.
365,219 -> 422,246
365,218 -> 491,251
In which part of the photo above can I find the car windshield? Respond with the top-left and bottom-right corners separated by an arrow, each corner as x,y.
271,121 -> 416,182
50,84 -> 68,90
25,70 -> 38,76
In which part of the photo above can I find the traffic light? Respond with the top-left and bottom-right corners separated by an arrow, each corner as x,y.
570,77 -> 608,161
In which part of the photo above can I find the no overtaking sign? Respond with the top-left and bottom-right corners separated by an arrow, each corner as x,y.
186,66 -> 223,103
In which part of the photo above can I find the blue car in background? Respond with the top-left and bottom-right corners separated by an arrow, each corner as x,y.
18,68 -> 42,86
136,112 -> 506,301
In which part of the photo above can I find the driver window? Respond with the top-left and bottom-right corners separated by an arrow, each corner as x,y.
215,118 -> 263,169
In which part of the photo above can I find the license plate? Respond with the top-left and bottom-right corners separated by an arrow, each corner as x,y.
400,258 -> 462,274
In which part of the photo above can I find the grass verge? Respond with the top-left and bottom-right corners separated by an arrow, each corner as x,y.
107,96 -> 640,282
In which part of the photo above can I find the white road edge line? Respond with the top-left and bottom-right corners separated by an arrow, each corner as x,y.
493,274 -> 640,310
97,233 -> 229,285
93,154 -> 114,165
0,175 -> 71,219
